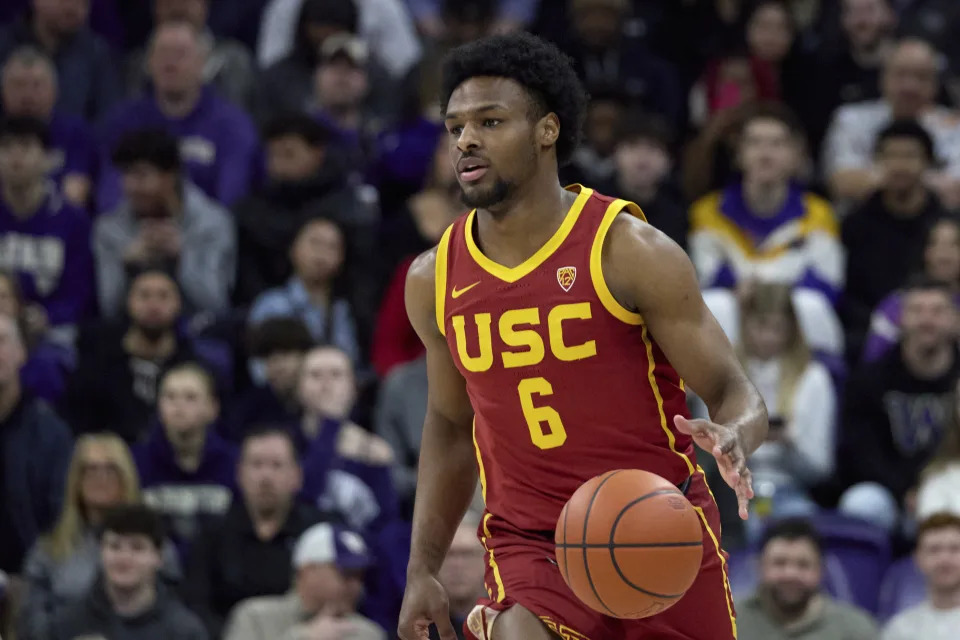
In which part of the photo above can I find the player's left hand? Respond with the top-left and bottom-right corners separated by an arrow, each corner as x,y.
674,415 -> 754,520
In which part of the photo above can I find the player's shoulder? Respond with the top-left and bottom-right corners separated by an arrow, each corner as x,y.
406,244 -> 439,287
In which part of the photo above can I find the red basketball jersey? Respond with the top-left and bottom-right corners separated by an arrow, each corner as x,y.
437,185 -> 699,535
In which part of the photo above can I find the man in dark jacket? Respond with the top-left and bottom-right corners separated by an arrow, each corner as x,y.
0,312 -> 72,577
52,504 -> 206,640
64,269 -> 198,443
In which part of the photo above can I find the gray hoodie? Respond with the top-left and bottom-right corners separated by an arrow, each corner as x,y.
52,577 -> 206,640
93,181 -> 236,317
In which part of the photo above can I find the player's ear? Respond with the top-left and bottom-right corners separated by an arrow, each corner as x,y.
538,113 -> 560,148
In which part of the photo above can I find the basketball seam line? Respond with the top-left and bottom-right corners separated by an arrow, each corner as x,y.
608,488 -> 694,600
580,470 -> 622,617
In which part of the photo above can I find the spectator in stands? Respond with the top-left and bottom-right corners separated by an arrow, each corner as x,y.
1,47 -> 96,208
882,513 -> 960,640
842,120 -> 948,361
233,114 -> 362,306
407,0 -> 534,44
865,216 -> 960,362
561,0 -> 682,132
596,112 -> 686,249
133,363 -> 237,558
126,0 -> 256,110
839,277 -> 960,533
372,136 -> 458,377
249,218 -> 360,369
94,129 -> 236,318
51,504 -> 206,640
185,428 -> 329,639
823,37 -> 960,209
310,33 -> 373,169
227,319 -> 313,443
253,0 -> 361,126
0,116 -> 93,340
0,0 -> 121,121
430,511 -> 485,640
19,433 -> 180,640
917,381 -> 960,519
809,0 -> 894,154
297,346 -> 395,528
97,21 -> 259,211
0,313 -> 72,579
373,354 -> 425,513
0,271 -> 72,404
689,104 -> 844,355
66,269 -> 199,444
223,522 -> 384,640
736,518 -> 878,639
258,0 -> 422,82
736,284 -> 836,534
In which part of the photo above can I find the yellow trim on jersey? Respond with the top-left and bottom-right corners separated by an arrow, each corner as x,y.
472,418 -> 487,504
589,198 -> 646,325
694,466 -> 738,639
481,513 -> 506,603
640,323 -> 697,476
463,186 -> 593,283
435,224 -> 454,336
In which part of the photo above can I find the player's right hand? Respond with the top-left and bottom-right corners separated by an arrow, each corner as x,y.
397,572 -> 459,640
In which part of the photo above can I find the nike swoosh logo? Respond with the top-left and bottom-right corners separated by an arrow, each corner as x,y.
451,282 -> 481,299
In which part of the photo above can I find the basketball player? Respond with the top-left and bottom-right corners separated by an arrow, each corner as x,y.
398,33 -> 768,640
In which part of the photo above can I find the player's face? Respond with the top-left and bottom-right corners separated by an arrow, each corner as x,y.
901,289 -> 956,350
1,61 -> 57,120
739,119 -> 797,186
743,311 -> 793,361
875,137 -> 928,193
842,0 -> 892,49
883,43 -> 937,117
0,136 -> 48,188
760,538 -> 822,614
916,526 -> 960,593
747,4 -> 793,63
444,77 -> 541,210
925,221 -> 960,285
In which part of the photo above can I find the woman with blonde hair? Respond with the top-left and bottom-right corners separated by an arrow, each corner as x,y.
736,283 -> 837,536
18,433 -> 179,640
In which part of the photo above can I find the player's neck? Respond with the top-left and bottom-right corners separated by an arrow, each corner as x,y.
742,179 -> 788,218
474,177 -> 571,267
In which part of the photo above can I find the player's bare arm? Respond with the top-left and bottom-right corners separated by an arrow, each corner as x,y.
602,212 -> 769,519
399,247 -> 478,640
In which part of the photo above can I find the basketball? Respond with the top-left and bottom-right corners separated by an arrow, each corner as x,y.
554,469 -> 704,619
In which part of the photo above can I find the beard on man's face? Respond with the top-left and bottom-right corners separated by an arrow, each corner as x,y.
460,178 -> 512,210
133,320 -> 171,342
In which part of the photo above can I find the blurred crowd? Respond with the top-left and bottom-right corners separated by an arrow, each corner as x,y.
0,0 -> 959,639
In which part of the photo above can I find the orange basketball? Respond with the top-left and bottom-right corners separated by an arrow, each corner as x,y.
555,469 -> 704,619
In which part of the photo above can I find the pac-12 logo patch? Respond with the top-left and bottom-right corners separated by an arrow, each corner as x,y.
557,266 -> 577,292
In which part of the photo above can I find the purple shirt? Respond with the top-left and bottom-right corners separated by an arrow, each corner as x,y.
47,111 -> 97,185
96,87 -> 261,211
0,188 -> 93,326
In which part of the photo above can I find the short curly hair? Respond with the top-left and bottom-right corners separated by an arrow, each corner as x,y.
440,32 -> 588,166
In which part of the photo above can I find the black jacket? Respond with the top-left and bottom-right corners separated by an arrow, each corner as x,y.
53,577 -> 207,640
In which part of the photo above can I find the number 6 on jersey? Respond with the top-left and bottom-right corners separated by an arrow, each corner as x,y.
518,377 -> 567,449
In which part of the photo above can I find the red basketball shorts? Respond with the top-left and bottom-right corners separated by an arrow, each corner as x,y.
464,468 -> 738,640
